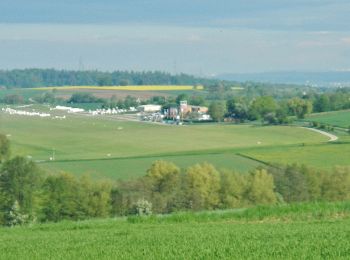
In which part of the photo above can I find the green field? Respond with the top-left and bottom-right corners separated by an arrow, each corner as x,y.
303,110 -> 350,128
41,153 -> 261,180
1,202 -> 350,259
1,113 -> 326,160
242,141 -> 350,169
0,106 -> 330,179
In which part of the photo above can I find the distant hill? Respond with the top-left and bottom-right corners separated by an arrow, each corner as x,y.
0,69 -> 220,89
218,71 -> 350,87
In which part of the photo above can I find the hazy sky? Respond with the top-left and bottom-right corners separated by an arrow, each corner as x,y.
1,0 -> 350,75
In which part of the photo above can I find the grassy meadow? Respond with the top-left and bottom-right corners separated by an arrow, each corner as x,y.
41,153 -> 262,180
242,142 -> 350,169
0,107 -> 331,179
1,113 -> 327,160
1,201 -> 350,259
303,110 -> 350,128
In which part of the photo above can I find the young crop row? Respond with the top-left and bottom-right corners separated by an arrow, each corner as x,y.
1,205 -> 350,259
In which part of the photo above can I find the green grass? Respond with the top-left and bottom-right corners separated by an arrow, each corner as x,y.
0,107 -> 330,179
0,113 -> 327,161
243,142 -> 350,169
303,110 -> 350,128
1,202 -> 350,259
40,153 -> 261,180
127,201 -> 350,223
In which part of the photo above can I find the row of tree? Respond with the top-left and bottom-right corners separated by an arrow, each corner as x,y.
205,82 -> 350,122
312,92 -> 350,112
1,147 -> 350,226
207,96 -> 313,123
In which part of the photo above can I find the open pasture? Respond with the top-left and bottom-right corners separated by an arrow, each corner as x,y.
0,113 -> 327,160
303,110 -> 350,128
242,141 -> 350,169
41,153 -> 262,180
0,109 -> 329,179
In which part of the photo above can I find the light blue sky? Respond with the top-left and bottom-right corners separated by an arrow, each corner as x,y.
1,1 -> 350,74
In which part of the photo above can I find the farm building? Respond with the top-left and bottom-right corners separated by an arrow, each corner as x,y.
163,101 -> 209,121
179,100 -> 208,114
190,106 -> 208,113
164,106 -> 179,120
137,104 -> 162,112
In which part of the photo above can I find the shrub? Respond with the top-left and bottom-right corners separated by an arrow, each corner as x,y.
134,199 -> 153,216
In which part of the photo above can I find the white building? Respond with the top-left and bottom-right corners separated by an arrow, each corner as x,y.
137,104 -> 162,112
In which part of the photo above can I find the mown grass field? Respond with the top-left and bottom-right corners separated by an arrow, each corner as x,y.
41,153 -> 262,180
0,106 -> 330,179
242,141 -> 350,170
303,110 -> 350,128
1,113 -> 326,160
1,202 -> 350,259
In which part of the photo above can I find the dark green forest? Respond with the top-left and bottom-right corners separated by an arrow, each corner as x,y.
0,69 -> 218,88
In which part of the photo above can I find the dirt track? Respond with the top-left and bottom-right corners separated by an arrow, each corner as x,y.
302,127 -> 338,142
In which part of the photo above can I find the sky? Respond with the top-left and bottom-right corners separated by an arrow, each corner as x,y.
1,0 -> 350,75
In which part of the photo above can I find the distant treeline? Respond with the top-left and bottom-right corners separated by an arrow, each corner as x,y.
0,69 -> 219,88
1,134 -> 350,226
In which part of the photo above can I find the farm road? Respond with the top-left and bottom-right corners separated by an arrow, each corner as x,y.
302,127 -> 338,142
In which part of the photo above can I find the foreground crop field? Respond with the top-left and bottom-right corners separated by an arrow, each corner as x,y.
0,108 -> 328,179
303,110 -> 350,128
1,202 -> 350,259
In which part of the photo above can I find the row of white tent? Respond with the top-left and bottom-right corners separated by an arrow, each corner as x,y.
51,106 -> 85,113
88,107 -> 137,115
52,105 -> 138,115
2,107 -> 51,117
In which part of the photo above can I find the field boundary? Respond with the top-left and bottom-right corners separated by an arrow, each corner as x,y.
236,153 -> 273,167
38,149 -> 259,164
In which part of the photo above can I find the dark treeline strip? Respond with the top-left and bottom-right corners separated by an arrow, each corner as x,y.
0,69 -> 219,88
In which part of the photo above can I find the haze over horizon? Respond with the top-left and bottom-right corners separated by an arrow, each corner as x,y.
1,1 -> 350,75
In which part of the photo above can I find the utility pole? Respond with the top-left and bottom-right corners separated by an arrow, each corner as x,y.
173,60 -> 177,75
78,56 -> 85,71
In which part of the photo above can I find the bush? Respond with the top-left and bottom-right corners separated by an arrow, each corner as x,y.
134,199 -> 152,216
6,201 -> 29,227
